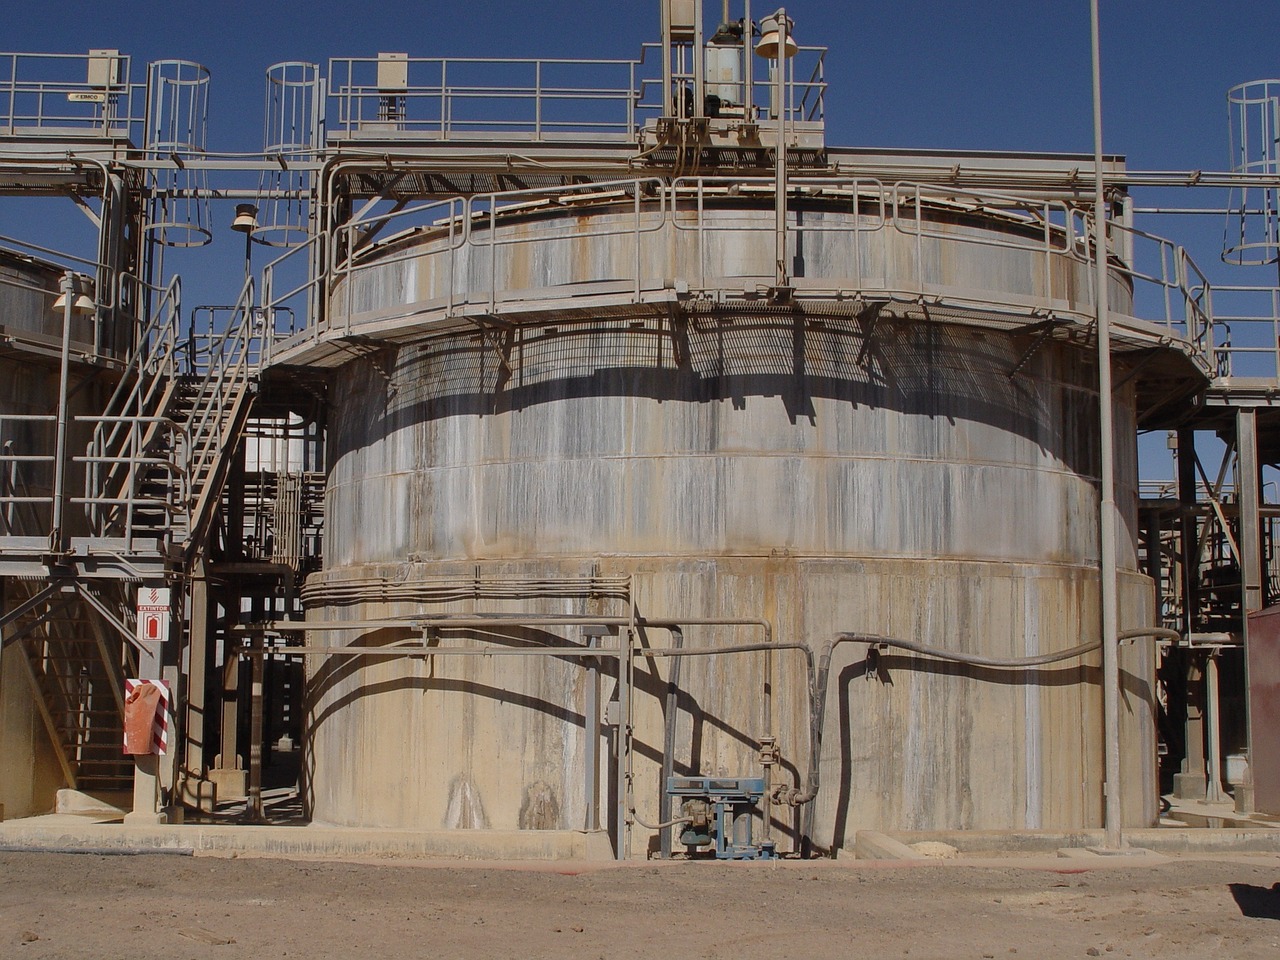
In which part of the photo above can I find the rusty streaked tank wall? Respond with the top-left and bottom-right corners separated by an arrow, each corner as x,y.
301,195 -> 1162,847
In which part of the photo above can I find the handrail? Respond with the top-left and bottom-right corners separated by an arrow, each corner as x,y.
326,55 -> 643,141
1196,284 -> 1280,379
82,273 -> 184,543
0,51 -> 145,140
287,176 -> 1225,378
181,278 -> 261,543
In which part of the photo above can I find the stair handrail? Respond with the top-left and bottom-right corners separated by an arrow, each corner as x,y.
83,273 -> 183,537
179,277 -> 261,549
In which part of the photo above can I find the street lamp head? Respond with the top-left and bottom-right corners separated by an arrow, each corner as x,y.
52,274 -> 96,315
231,202 -> 260,234
755,12 -> 798,60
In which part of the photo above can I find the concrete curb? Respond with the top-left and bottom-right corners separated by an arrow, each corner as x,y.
0,820 -> 615,861
884,828 -> 1280,855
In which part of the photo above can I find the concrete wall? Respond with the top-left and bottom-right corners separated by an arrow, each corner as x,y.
0,601 -> 63,820
304,310 -> 1158,851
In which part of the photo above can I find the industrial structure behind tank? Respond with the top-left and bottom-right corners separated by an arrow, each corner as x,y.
0,1 -> 1278,860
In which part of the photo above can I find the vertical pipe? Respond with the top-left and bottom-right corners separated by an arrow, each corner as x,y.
584,634 -> 600,831
246,636 -> 266,821
661,0 -> 673,118
1089,0 -> 1123,849
773,11 -> 788,288
1238,409 -> 1263,613
1177,428 -> 1200,639
614,635 -> 630,860
659,625 -> 684,859
1237,407 -> 1260,794
50,272 -> 75,554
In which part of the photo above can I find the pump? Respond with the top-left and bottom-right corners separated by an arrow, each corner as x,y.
666,776 -> 776,859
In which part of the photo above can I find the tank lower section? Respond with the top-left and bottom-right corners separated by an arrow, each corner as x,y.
303,556 -> 1157,850
303,314 -> 1158,852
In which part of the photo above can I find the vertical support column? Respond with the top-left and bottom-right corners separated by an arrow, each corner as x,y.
1171,425 -> 1206,794
1176,428 -> 1200,638
246,633 -> 266,822
1238,408 -> 1263,614
210,595 -> 247,803
1172,652 -> 1207,800
1204,650 -> 1229,803
1236,407 -> 1260,813
178,562 -> 216,812
123,641 -> 162,825
1141,512 -> 1163,622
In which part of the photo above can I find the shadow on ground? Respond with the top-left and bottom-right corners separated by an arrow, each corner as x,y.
1230,882 -> 1280,920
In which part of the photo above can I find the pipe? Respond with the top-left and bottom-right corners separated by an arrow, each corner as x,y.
659,625 -> 684,859
49,272 -> 75,553
584,633 -> 600,832
1089,0 -> 1123,852
245,632 -> 266,823
629,787 -> 693,831
773,10 -> 788,288
790,627 -> 1177,856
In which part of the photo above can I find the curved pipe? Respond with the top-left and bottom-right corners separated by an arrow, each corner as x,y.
789,626 -> 1178,857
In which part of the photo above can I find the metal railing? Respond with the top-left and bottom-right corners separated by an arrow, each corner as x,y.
1083,214 -> 1214,354
327,45 -> 827,142
1201,285 -> 1280,379
264,177 -> 1228,369
0,51 -> 144,139
180,280 -> 264,541
0,416 -> 55,538
83,274 -> 187,544
327,55 -> 643,140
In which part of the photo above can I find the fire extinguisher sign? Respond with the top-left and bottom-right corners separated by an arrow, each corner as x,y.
136,586 -> 171,645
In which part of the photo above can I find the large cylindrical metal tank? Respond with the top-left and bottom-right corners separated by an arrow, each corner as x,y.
302,190 -> 1160,851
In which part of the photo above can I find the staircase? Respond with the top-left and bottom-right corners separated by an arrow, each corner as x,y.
85,279 -> 261,564
4,583 -> 135,792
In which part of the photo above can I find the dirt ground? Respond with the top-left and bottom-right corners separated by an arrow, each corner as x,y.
2,851 -> 1280,959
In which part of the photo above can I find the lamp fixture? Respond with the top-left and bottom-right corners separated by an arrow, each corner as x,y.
755,12 -> 798,60
231,202 -> 260,234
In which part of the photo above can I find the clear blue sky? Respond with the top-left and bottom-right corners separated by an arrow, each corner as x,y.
5,0 -> 1273,163
2,1 -> 1277,488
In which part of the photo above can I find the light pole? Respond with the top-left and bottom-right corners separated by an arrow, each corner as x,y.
232,202 -> 259,286
1089,0 -> 1123,850
50,272 -> 95,554
756,8 -> 798,291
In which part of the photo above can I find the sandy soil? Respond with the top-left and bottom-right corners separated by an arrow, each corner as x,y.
2,851 -> 1280,959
